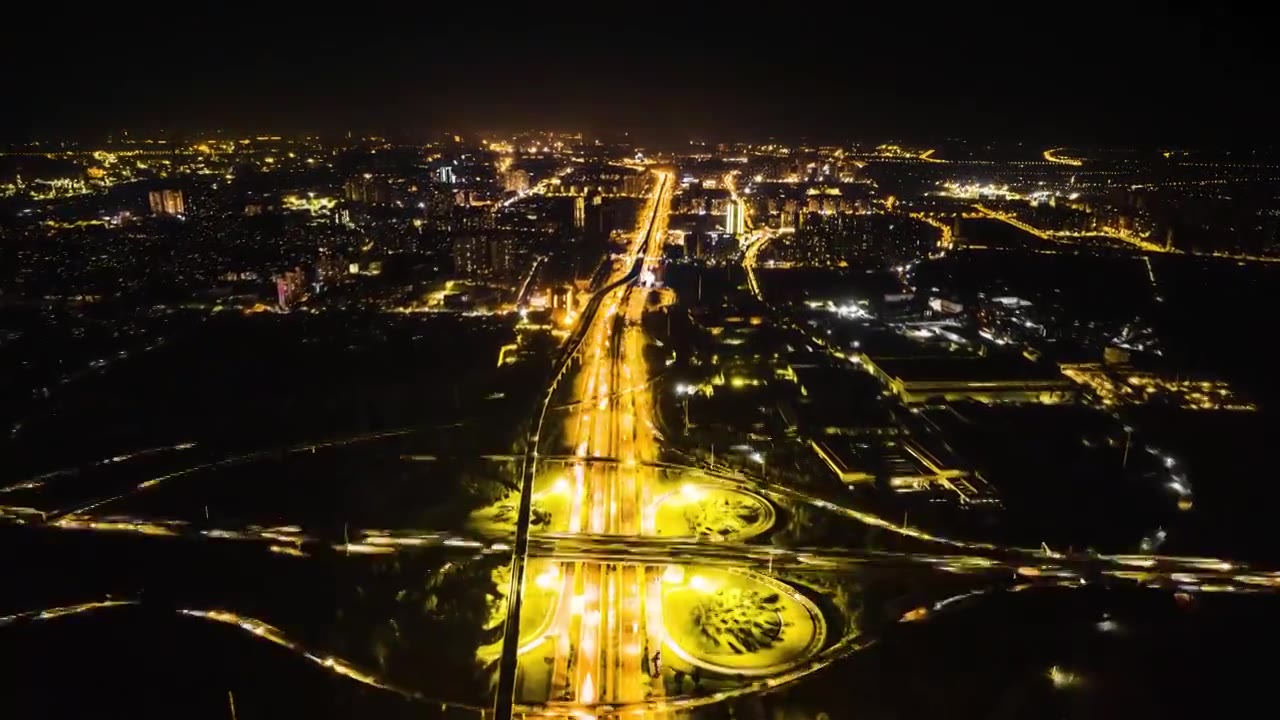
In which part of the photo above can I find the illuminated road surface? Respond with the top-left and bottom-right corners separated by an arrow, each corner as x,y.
9,168 -> 1280,714
526,170 -> 674,708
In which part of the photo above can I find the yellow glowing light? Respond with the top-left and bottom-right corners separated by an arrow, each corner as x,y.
268,544 -> 306,557
534,567 -> 559,590
688,575 -> 711,593
899,606 -> 930,622
662,565 -> 685,584
680,483 -> 703,501
1048,666 -> 1082,688
552,477 -> 570,494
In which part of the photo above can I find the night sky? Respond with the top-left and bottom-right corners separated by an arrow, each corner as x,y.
2,2 -> 1272,144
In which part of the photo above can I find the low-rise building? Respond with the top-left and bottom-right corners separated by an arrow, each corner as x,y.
863,354 -> 1077,404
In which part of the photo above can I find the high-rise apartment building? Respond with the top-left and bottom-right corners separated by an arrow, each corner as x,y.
149,189 -> 185,216
726,199 -> 745,236
452,234 -> 516,279
344,175 -> 394,204
502,169 -> 531,194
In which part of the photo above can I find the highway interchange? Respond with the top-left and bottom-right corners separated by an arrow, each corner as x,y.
5,167 -> 1280,718
494,169 -> 675,715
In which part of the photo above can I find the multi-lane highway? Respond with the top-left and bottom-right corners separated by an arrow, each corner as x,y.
494,169 -> 673,718
545,170 -> 673,707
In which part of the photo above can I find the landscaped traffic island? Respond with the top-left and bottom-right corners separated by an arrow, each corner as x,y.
660,566 -> 826,676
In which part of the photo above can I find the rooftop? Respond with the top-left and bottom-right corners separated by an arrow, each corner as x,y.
870,353 -> 1068,384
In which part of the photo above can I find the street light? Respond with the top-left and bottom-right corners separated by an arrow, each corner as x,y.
1121,426 -> 1133,469
674,383 -> 693,432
